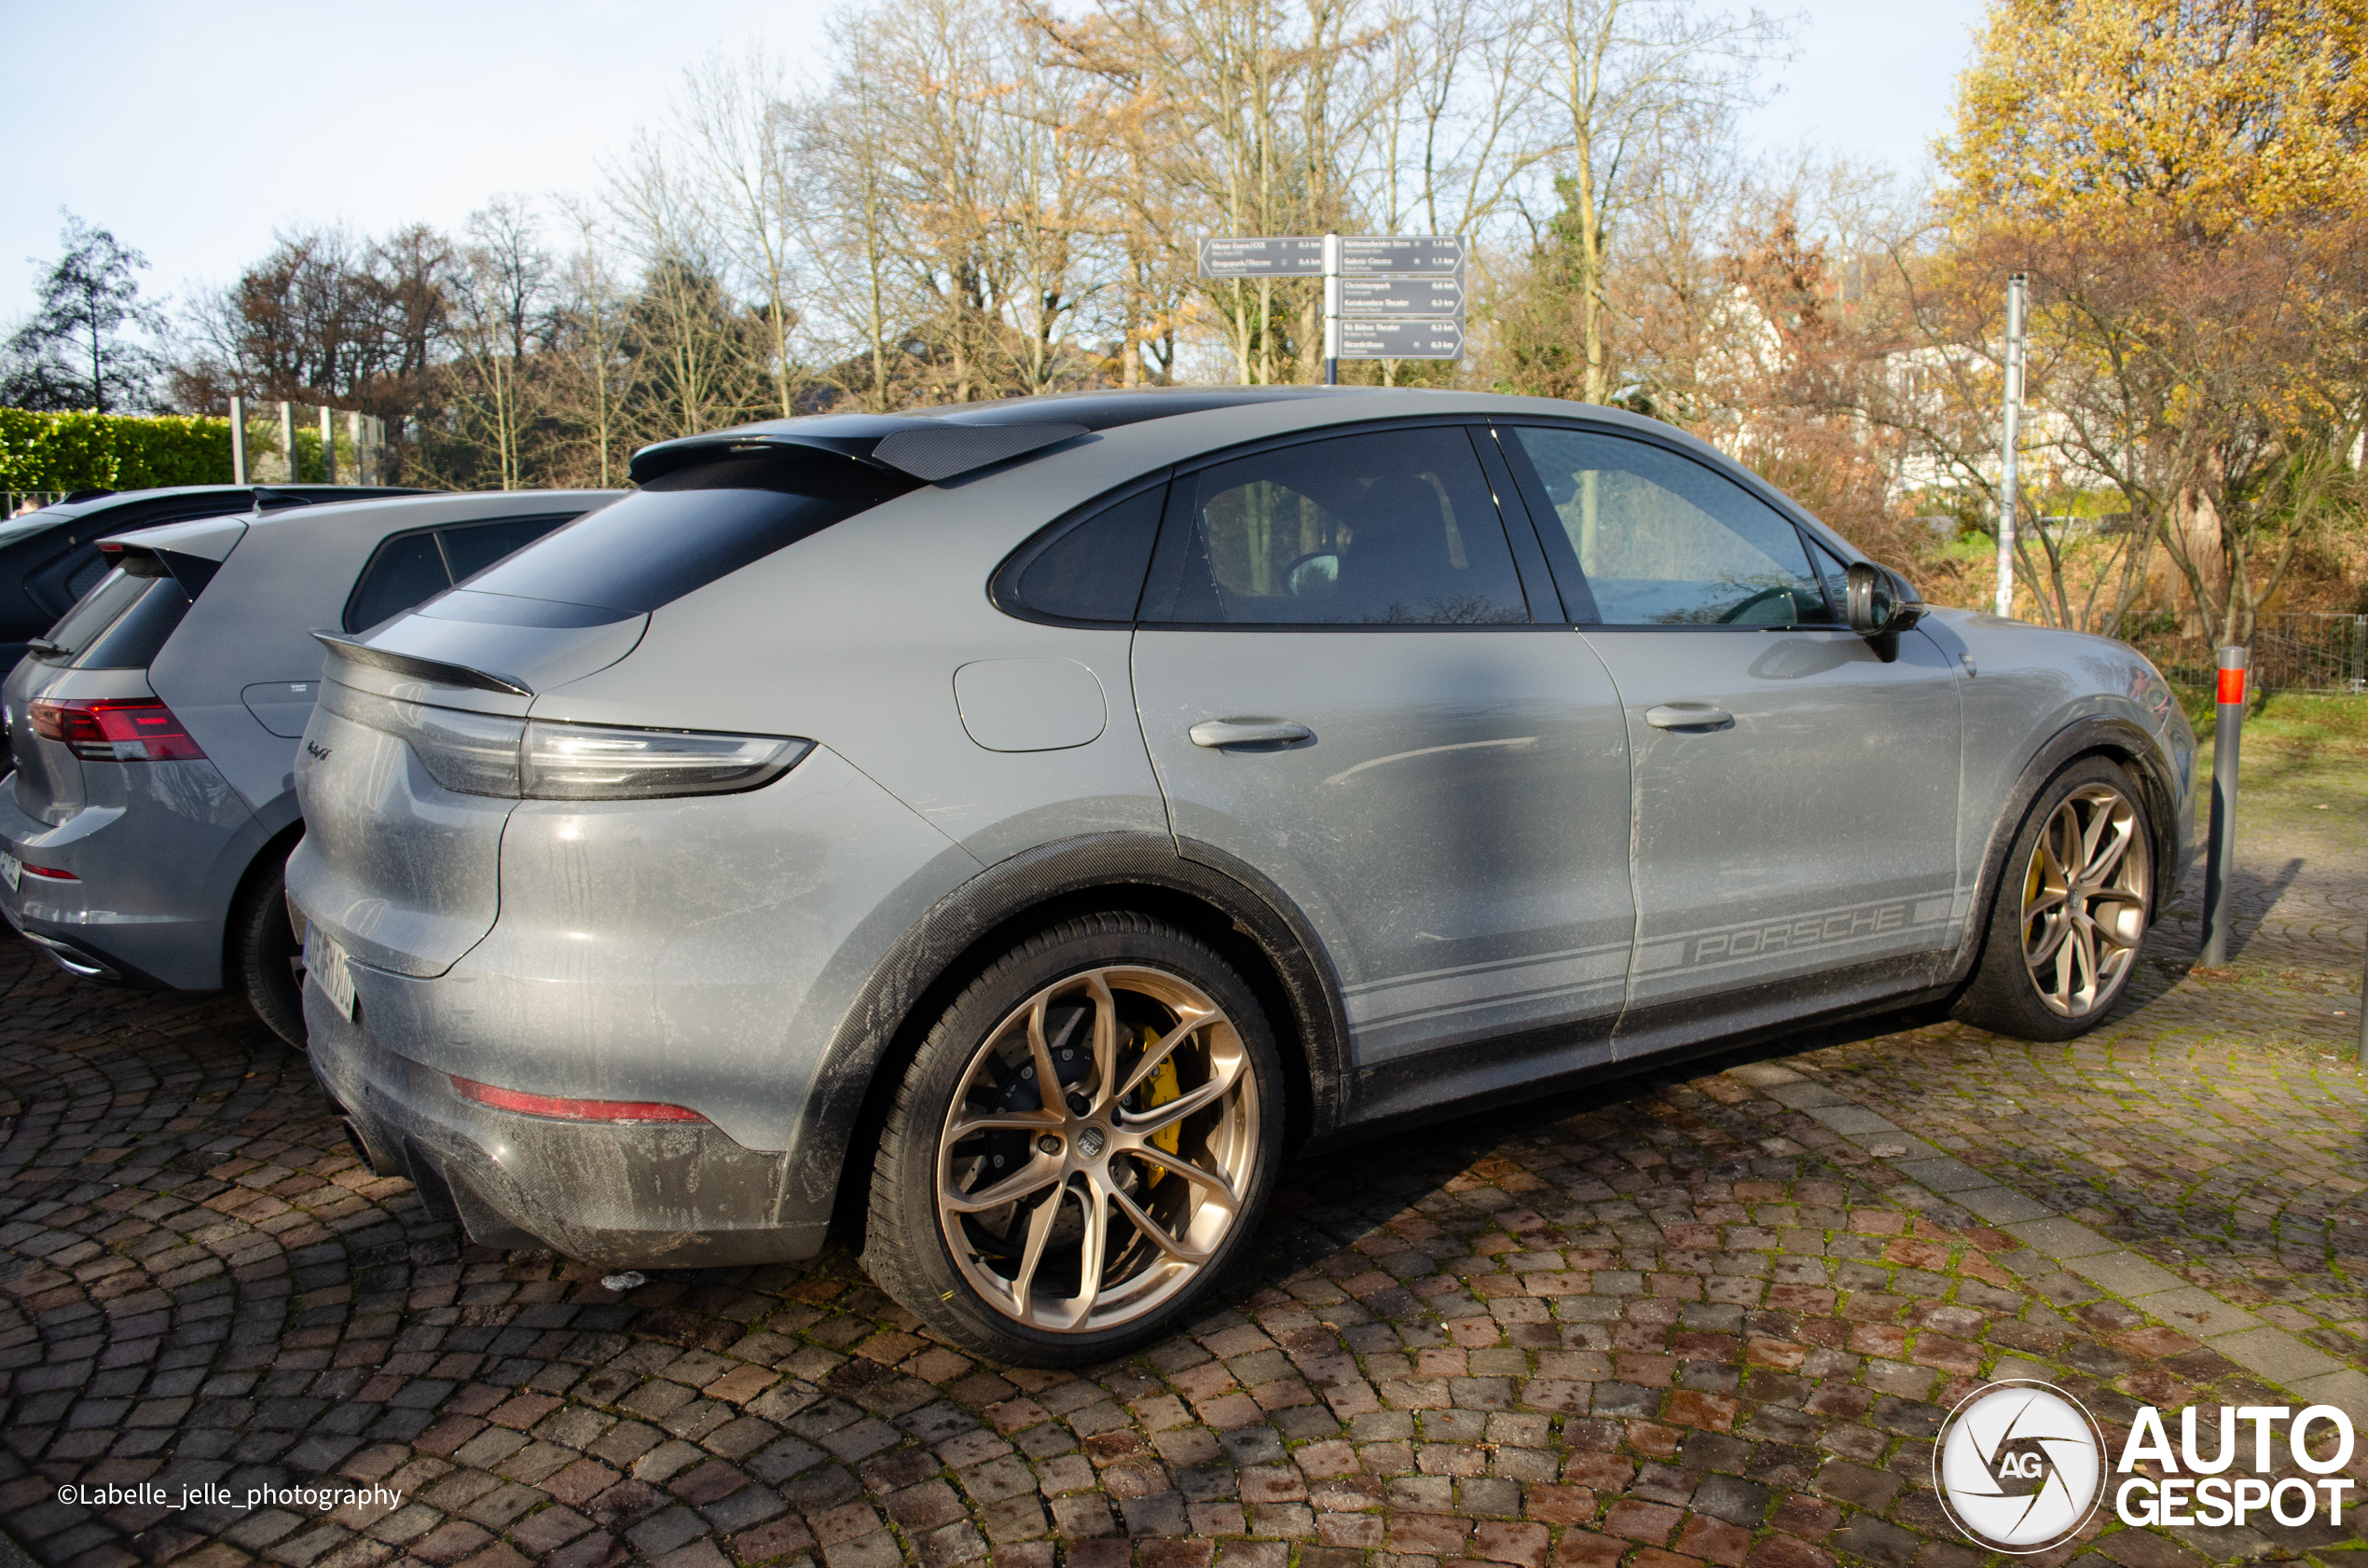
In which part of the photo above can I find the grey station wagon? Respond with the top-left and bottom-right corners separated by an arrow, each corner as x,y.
285,389 -> 2195,1364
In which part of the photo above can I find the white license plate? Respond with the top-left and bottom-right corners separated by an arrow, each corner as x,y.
304,925 -> 358,1020
0,851 -> 19,892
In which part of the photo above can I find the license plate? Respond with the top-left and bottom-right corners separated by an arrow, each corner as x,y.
304,925 -> 358,1020
0,851 -> 18,892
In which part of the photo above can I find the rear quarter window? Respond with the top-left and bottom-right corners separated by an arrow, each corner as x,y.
992,483 -> 1166,626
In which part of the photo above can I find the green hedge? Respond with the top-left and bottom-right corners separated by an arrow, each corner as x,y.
0,408 -> 236,491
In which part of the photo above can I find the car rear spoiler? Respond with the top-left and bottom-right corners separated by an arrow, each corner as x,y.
311,631 -> 533,696
629,420 -> 1090,487
98,512 -> 255,598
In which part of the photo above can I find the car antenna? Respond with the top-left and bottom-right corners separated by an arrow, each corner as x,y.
249,487 -> 319,512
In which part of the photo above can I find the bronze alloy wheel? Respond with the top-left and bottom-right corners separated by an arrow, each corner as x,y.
933,964 -> 1260,1334
2019,780 -> 2151,1018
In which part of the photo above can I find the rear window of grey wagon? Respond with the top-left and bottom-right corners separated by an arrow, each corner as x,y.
459,453 -> 920,616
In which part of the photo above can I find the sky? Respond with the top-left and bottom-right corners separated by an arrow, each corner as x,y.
0,0 -> 1987,324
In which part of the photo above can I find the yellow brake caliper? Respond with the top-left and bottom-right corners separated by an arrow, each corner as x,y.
1132,1024 -> 1185,1185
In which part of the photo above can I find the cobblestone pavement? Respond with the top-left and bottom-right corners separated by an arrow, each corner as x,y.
4,768 -> 2365,1568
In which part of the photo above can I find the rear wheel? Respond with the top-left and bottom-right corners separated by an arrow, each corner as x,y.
1953,757 -> 2154,1040
863,913 -> 1281,1365
231,846 -> 305,1049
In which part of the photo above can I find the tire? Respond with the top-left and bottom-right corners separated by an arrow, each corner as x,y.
231,846 -> 306,1049
1952,756 -> 2155,1041
862,912 -> 1284,1366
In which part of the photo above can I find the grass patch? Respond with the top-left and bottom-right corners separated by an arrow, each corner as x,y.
2175,686 -> 2368,753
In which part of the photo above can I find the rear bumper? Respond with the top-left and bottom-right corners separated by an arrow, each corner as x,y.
303,976 -> 827,1267
0,762 -> 256,990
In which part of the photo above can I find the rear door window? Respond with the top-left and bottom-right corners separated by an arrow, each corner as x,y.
344,514 -> 582,631
444,516 -> 570,581
346,533 -> 449,631
1141,426 -> 1531,626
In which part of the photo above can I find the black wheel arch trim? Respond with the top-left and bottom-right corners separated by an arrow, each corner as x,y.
1949,712 -> 2183,983
782,831 -> 1354,1230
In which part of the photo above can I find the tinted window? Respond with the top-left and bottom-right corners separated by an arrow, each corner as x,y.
346,532 -> 449,632
1511,428 -> 1832,627
40,568 -> 150,657
76,578 -> 193,668
461,456 -> 918,615
63,553 -> 108,600
1145,427 -> 1529,626
343,514 -> 585,632
443,515 -> 571,582
1001,487 -> 1164,624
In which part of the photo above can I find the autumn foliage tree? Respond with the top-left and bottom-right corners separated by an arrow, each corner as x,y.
1936,0 -> 2368,644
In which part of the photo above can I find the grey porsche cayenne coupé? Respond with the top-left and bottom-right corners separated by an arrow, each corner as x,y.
285,387 -> 2195,1364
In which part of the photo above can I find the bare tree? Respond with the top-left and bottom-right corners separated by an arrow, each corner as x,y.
1526,0 -> 1788,404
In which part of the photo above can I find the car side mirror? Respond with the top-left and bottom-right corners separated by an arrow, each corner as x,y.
1845,561 -> 1926,640
1286,552 -> 1339,598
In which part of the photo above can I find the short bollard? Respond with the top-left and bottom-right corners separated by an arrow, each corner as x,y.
2198,646 -> 2248,968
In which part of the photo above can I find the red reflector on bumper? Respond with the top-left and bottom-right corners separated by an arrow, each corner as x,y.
450,1075 -> 707,1123
20,861 -> 76,880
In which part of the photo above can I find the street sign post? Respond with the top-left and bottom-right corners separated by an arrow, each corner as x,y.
1202,231 -> 1467,382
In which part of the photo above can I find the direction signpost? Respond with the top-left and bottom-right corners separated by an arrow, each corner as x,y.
1196,237 -> 1326,279
1337,319 -> 1466,359
1337,277 -> 1465,317
1198,231 -> 1466,383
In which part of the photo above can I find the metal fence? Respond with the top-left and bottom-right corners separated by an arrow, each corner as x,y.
2140,612 -> 2368,694
5,491 -> 70,517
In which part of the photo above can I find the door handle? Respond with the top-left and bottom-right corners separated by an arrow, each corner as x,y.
1645,703 -> 1733,731
1190,720 -> 1313,750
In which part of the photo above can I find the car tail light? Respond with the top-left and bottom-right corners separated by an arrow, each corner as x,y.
317,680 -> 807,801
450,1074 -> 709,1123
521,721 -> 809,800
28,697 -> 207,762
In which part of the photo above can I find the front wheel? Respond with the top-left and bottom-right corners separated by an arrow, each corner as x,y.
1953,757 -> 2154,1040
862,913 -> 1282,1365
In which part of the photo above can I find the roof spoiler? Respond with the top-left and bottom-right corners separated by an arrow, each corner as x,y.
311,631 -> 532,696
100,541 -> 223,598
628,420 -> 1089,487
249,487 -> 322,510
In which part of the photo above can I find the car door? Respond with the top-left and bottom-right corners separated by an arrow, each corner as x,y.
1498,423 -> 1964,1043
1132,422 -> 1636,1080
